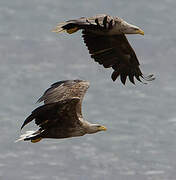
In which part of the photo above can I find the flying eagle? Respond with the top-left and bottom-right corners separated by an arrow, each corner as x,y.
17,80 -> 107,143
53,14 -> 155,85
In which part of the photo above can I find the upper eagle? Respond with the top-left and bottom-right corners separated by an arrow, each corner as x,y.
53,14 -> 155,85
17,80 -> 106,143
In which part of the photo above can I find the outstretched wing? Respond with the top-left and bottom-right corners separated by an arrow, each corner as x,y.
82,31 -> 154,84
53,15 -> 154,85
37,80 -> 89,117
52,14 -> 112,34
21,98 -> 80,130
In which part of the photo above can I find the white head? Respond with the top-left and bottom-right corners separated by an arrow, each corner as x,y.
87,124 -> 107,134
114,18 -> 144,35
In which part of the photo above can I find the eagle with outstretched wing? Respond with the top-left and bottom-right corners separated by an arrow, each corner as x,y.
53,14 -> 155,84
17,80 -> 106,143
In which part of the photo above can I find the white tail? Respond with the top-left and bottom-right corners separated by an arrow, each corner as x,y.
15,131 -> 36,142
52,22 -> 67,33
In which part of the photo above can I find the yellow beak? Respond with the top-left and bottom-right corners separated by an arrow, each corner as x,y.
98,126 -> 107,131
136,29 -> 144,35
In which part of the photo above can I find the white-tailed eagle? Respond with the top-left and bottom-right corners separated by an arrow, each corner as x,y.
53,14 -> 155,85
17,80 -> 106,143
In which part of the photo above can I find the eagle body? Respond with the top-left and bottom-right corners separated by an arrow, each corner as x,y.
35,126 -> 87,139
39,120 -> 97,139
17,80 -> 106,143
53,14 -> 154,85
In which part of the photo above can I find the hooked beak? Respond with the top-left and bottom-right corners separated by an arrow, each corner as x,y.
98,126 -> 107,131
136,28 -> 144,35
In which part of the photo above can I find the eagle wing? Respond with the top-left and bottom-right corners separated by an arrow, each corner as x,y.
53,15 -> 154,85
53,14 -> 115,34
37,80 -> 89,117
82,31 -> 153,84
21,98 -> 81,130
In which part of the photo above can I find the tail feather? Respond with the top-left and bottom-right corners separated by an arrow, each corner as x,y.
52,21 -> 81,34
52,22 -> 68,33
15,130 -> 41,143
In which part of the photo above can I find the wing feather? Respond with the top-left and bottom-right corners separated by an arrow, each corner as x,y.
37,80 -> 89,104
21,98 -> 80,130
53,14 -> 154,85
53,14 -> 114,34
82,30 -> 148,84
37,80 -> 89,118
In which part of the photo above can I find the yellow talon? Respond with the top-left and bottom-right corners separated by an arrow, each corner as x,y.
67,27 -> 78,34
31,137 -> 42,143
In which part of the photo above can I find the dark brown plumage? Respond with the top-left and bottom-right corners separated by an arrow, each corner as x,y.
82,31 -> 142,84
53,14 -> 155,85
17,80 -> 106,143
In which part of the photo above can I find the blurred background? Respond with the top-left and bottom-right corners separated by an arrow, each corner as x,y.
1,0 -> 176,179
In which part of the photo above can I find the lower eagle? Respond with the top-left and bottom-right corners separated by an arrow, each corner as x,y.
17,80 -> 107,143
53,14 -> 155,85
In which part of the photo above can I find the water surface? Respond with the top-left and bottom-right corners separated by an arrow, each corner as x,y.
1,0 -> 176,179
